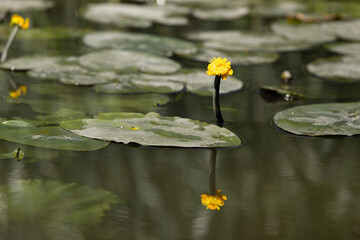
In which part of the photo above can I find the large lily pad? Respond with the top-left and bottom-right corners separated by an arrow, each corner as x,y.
273,102 -> 360,136
0,180 -> 119,238
83,31 -> 197,57
78,50 -> 181,74
183,48 -> 279,65
0,119 -> 109,151
192,6 -> 249,20
187,30 -> 312,52
60,112 -> 241,148
0,0 -> 53,11
324,42 -> 360,55
82,3 -> 189,28
307,56 -> 360,83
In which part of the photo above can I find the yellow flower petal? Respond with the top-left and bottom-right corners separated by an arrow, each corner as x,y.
206,57 -> 233,80
10,14 -> 29,30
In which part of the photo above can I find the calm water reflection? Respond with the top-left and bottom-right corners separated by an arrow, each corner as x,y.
0,0 -> 360,239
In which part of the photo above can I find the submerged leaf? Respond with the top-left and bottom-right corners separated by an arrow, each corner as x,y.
60,112 -> 241,148
274,102 -> 360,136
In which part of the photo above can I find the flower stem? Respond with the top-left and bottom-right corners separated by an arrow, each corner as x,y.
213,75 -> 224,126
1,25 -> 19,63
209,149 -> 217,195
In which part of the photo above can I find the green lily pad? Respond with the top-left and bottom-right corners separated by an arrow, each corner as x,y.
125,70 -> 243,96
0,119 -> 109,151
0,179 -> 119,237
307,56 -> 360,83
270,20 -> 336,45
252,2 -> 306,18
273,102 -> 360,136
324,42 -> 360,55
0,0 -> 53,11
187,30 -> 312,52
78,50 -> 181,74
82,3 -> 189,28
334,19 -> 360,41
184,48 -> 279,65
60,112 -> 241,148
82,31 -> 197,56
31,108 -> 87,126
260,86 -> 306,102
192,6 -> 249,20
0,56 -> 62,71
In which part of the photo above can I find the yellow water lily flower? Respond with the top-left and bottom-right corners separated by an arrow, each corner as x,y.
200,190 -> 227,210
206,57 -> 233,80
10,14 -> 29,30
9,85 -> 27,98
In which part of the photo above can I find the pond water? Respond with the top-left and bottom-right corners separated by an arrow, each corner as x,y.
1,0 -> 360,239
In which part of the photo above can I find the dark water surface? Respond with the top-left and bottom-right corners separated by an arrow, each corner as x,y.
1,0 -> 360,239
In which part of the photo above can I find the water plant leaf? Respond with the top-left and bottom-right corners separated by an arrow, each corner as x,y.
129,70 -> 243,96
82,3 -> 189,28
307,56 -> 360,83
83,31 -> 197,56
252,2 -> 306,18
0,56 -> 62,71
0,119 -> 109,151
0,179 -> 119,237
0,148 -> 24,160
192,6 -> 249,20
324,42 -> 360,56
273,102 -> 360,136
187,30 -> 312,52
0,0 -> 53,11
31,108 -> 87,126
184,48 -> 279,65
260,86 -> 306,102
78,50 -> 181,74
60,112 -> 241,148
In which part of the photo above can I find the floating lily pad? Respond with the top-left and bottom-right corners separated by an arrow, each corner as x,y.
0,56 -> 62,71
270,20 -> 336,45
307,56 -> 360,83
82,3 -> 189,28
83,31 -> 197,56
192,6 -> 249,20
187,30 -> 312,52
184,48 -> 279,65
79,50 -> 181,74
334,19 -> 360,41
0,180 -> 119,237
260,86 -> 305,102
324,42 -> 360,55
0,0 -> 53,11
0,119 -> 109,151
252,2 -> 306,18
273,102 -> 360,136
60,112 -> 241,148
31,108 -> 87,126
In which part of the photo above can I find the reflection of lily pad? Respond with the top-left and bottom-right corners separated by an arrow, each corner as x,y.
0,180 -> 119,238
260,86 -> 305,102
83,31 -> 197,56
0,0 -> 53,11
0,119 -> 109,151
324,42 -> 360,55
60,112 -> 241,148
188,30 -> 312,52
273,102 -> 360,136
184,48 -> 279,65
307,56 -> 360,83
79,50 -> 181,74
82,3 -> 189,28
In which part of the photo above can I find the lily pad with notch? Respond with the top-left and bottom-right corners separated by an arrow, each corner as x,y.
274,102 -> 360,136
60,112 -> 241,148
